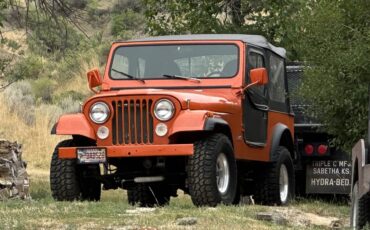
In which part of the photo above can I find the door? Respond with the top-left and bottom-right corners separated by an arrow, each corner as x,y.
243,48 -> 269,146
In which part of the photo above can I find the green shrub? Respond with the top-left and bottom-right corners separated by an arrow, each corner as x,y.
31,77 -> 57,103
7,39 -> 20,51
4,81 -> 35,126
8,55 -> 43,82
26,14 -> 83,56
111,9 -> 145,37
66,0 -> 87,9
113,0 -> 144,13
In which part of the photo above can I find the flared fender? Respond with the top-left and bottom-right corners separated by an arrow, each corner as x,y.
51,114 -> 96,140
269,123 -> 294,162
168,110 -> 209,136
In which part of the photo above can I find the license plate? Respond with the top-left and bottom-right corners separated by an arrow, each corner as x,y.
77,148 -> 106,164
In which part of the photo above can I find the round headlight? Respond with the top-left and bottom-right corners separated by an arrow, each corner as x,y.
90,102 -> 110,124
154,99 -> 175,121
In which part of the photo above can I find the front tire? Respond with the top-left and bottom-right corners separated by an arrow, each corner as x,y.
254,146 -> 295,205
187,133 -> 237,207
351,181 -> 370,229
50,139 -> 101,201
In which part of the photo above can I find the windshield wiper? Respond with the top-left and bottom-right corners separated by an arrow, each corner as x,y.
162,74 -> 201,83
111,68 -> 145,83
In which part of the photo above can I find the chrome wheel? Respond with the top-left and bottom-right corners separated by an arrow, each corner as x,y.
279,164 -> 289,203
216,153 -> 230,194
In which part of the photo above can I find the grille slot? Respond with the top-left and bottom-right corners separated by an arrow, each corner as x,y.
112,99 -> 153,144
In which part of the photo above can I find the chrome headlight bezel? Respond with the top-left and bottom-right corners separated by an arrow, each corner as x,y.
89,102 -> 110,124
154,99 -> 175,121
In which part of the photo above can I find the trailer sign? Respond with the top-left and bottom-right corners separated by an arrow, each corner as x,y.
306,160 -> 351,194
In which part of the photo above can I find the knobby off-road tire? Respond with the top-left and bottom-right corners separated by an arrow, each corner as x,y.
50,139 -> 101,201
127,184 -> 170,207
254,146 -> 295,205
187,133 -> 237,207
351,182 -> 370,229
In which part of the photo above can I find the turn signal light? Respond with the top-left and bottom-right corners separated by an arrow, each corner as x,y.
317,144 -> 328,155
304,144 -> 314,155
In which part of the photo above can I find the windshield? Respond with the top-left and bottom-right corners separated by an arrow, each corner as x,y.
110,44 -> 239,80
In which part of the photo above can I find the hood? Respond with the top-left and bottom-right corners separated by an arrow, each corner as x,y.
86,88 -> 240,114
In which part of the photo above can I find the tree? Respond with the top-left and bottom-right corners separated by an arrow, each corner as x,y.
0,0 -> 6,39
144,0 -> 305,59
294,1 -> 370,149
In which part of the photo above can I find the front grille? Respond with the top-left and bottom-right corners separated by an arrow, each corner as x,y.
111,99 -> 154,144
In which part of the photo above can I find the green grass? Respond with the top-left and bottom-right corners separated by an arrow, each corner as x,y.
0,176 -> 350,230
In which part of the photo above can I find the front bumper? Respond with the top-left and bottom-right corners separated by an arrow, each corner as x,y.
58,144 -> 194,159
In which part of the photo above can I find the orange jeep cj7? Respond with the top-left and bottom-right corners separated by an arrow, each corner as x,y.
51,34 -> 295,207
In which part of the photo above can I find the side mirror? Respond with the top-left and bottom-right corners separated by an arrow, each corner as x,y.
250,67 -> 268,86
87,68 -> 102,93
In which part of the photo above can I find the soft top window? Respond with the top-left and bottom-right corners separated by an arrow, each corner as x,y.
110,44 -> 239,80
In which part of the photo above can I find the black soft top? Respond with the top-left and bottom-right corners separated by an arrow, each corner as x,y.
114,34 -> 286,58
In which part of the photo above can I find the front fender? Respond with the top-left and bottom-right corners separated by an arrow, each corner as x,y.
51,113 -> 96,140
168,110 -> 209,136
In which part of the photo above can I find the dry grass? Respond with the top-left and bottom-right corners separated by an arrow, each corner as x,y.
0,94 -> 64,171
0,49 -> 102,171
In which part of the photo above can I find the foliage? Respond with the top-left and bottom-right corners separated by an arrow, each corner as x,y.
0,0 -> 6,29
144,0 -> 304,58
145,0 -> 224,35
31,77 -> 57,103
113,0 -> 144,14
3,81 -> 35,125
111,9 -> 145,38
7,55 -> 43,82
295,1 -> 370,149
66,0 -> 87,9
27,14 -> 83,55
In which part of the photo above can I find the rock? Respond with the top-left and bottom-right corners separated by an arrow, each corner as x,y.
176,217 -> 198,226
256,212 -> 288,225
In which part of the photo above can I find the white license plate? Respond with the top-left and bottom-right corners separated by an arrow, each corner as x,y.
77,148 -> 106,164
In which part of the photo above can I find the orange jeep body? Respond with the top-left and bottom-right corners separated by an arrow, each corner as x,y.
50,35 -> 295,206
54,37 -> 294,161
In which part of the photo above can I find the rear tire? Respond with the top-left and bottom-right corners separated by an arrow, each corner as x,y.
351,182 -> 370,229
80,165 -> 101,201
127,184 -> 170,207
254,146 -> 295,205
50,139 -> 101,201
187,133 -> 237,207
